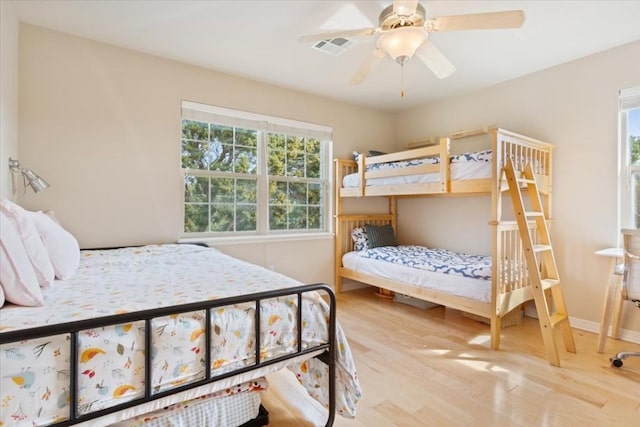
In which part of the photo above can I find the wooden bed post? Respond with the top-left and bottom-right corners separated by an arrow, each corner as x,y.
389,196 -> 397,229
375,196 -> 398,299
439,137 -> 450,193
490,129 -> 503,350
334,158 -> 344,293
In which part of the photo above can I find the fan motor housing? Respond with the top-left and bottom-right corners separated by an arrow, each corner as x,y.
378,3 -> 426,30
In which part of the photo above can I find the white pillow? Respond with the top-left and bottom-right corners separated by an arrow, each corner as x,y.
0,198 -> 55,287
29,211 -> 80,280
0,210 -> 44,306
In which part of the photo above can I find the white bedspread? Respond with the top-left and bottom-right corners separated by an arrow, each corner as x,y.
343,161 -> 491,188
0,244 -> 361,426
343,250 -> 491,303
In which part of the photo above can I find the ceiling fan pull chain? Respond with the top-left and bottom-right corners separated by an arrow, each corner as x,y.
401,63 -> 405,98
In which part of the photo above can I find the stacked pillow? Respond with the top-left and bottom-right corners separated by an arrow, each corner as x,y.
0,198 -> 80,307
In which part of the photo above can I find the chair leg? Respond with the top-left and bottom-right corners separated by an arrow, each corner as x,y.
610,351 -> 640,367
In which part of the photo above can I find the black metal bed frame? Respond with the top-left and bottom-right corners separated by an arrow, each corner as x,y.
0,283 -> 336,427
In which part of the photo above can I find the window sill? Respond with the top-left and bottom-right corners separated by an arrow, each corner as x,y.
178,232 -> 334,246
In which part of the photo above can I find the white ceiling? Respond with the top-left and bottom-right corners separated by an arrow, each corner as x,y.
11,0 -> 640,112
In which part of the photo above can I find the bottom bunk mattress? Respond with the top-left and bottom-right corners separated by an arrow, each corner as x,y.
0,244 -> 361,426
109,378 -> 267,427
342,245 -> 491,303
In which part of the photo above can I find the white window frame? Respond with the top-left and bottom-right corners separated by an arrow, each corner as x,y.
179,101 -> 333,243
618,85 -> 640,229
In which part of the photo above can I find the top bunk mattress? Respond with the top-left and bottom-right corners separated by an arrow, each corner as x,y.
343,149 -> 492,188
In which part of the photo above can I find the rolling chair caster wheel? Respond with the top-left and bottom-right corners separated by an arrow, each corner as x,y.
611,358 -> 623,368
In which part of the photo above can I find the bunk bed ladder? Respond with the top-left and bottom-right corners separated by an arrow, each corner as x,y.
504,158 -> 576,367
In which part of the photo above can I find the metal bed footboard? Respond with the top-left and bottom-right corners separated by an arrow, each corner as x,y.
0,283 -> 337,427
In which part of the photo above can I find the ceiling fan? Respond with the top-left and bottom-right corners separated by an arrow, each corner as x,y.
300,0 -> 525,89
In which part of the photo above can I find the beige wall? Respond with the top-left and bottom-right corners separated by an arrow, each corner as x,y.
1,1 -> 19,199
16,24 -> 396,286
11,21 -> 640,338
395,40 -> 640,335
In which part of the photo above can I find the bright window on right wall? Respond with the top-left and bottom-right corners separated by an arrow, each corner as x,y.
620,85 -> 640,228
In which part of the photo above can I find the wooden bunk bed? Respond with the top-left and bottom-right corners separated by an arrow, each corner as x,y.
334,128 -> 554,350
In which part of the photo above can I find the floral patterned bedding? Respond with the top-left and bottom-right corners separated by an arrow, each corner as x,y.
0,244 -> 361,426
359,245 -> 492,280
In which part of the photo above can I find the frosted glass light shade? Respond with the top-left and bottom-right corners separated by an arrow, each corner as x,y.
377,26 -> 426,64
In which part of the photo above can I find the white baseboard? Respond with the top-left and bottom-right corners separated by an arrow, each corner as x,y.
569,317 -> 640,344
524,304 -> 640,345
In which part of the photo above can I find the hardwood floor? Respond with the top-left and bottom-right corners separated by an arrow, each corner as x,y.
262,288 -> 640,426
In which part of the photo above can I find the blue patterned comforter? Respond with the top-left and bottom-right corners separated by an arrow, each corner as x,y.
359,245 -> 491,280
353,149 -> 492,172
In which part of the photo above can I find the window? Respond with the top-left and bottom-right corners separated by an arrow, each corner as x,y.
619,86 -> 640,228
181,101 -> 332,239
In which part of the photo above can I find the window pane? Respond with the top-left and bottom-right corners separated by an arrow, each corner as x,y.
182,121 -> 212,170
236,128 -> 258,148
630,109 -> 640,164
236,205 -> 257,231
210,205 -> 233,232
235,146 -> 258,174
306,138 -> 320,155
184,176 -> 209,203
268,149 -> 285,176
211,178 -> 234,203
286,136 -> 305,177
308,183 -> 321,204
268,134 -> 286,176
289,206 -> 307,230
212,125 -> 234,144
269,181 -> 287,204
209,143 -> 233,172
622,101 -> 640,228
270,206 -> 287,230
288,182 -> 306,205
182,120 -> 208,141
184,204 -> 208,233
286,151 -> 305,178
268,133 -> 286,150
236,179 -> 257,203
307,154 -> 320,179
308,207 -> 321,229
210,125 -> 233,172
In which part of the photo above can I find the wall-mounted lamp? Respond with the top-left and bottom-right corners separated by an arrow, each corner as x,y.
9,158 -> 50,193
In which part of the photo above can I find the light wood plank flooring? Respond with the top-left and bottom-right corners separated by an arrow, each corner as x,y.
262,288 -> 640,426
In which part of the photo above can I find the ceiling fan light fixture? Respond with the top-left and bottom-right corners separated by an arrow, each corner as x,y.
377,26 -> 426,64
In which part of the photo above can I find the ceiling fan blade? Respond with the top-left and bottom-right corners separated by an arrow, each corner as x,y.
393,0 -> 419,16
425,10 -> 525,32
349,48 -> 386,85
299,27 -> 379,44
415,40 -> 456,79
